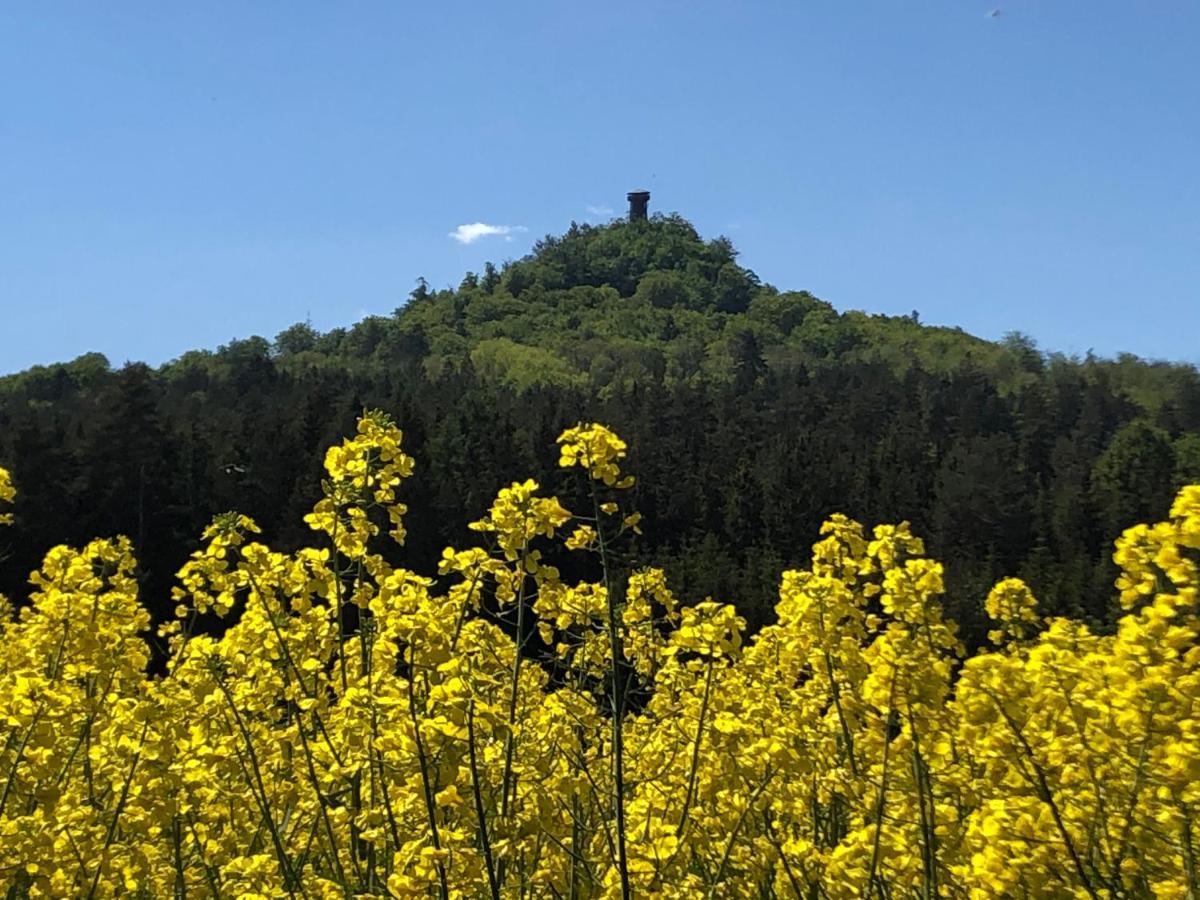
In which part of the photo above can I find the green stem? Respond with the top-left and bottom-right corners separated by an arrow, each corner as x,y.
762,812 -> 807,899
407,675 -> 449,900
987,689 -> 1099,899
907,707 -> 937,900
863,671 -> 898,897
293,712 -> 349,886
706,768 -> 777,898
0,706 -> 42,815
172,815 -> 187,899
676,657 -> 715,842
85,718 -> 150,900
497,546 -> 531,891
1181,803 -> 1199,900
592,481 -> 631,900
468,699 -> 502,900
215,679 -> 298,893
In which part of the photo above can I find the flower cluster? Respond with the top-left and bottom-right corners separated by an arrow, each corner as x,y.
557,424 -> 634,489
1,428 -> 1199,898
305,409 -> 416,553
0,467 -> 13,526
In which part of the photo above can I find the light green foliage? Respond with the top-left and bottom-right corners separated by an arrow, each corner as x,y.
469,338 -> 588,393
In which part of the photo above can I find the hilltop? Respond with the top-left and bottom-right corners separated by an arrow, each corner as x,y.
268,214 -> 1021,395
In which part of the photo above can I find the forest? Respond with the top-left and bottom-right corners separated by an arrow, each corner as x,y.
2,214 -> 1199,647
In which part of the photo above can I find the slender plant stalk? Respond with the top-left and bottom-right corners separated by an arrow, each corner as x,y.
172,815 -> 187,899
85,718 -> 150,900
907,707 -> 937,900
500,548 -> 530,819
863,671 -> 899,897
816,598 -> 858,779
497,537 -> 532,890
762,811 -> 807,899
707,769 -> 777,898
1110,697 -> 1159,884
185,811 -> 224,898
1181,802 -> 1199,900
677,656 -> 715,842
215,679 -> 298,893
293,711 -> 349,886
987,688 -> 1099,899
407,671 -> 450,900
592,480 -> 631,900
468,699 -> 502,900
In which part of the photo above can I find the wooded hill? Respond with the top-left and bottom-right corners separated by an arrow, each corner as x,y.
3,214 -> 1198,645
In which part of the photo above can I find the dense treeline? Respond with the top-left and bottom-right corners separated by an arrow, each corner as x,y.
2,214 -> 1199,644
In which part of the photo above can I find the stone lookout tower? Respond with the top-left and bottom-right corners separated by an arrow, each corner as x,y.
627,190 -> 650,221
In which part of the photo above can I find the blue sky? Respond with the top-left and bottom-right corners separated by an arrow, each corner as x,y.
2,2 -> 1198,375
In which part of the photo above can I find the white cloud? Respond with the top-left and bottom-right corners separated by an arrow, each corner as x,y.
448,222 -> 527,245
586,204 -> 614,217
